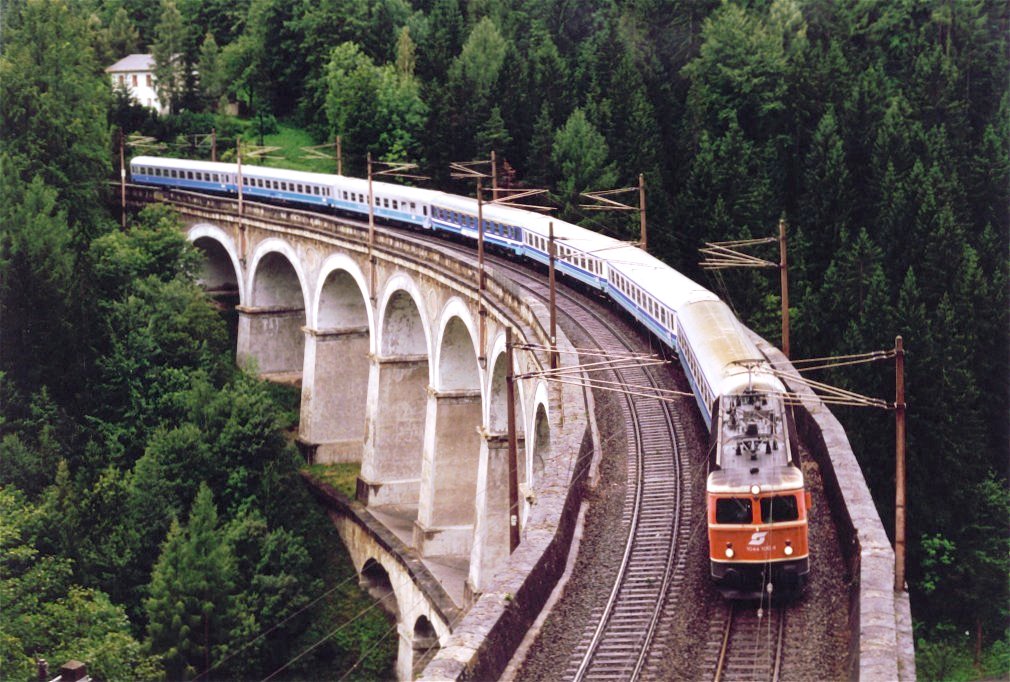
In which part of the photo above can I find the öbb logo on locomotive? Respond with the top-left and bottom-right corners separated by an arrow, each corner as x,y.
129,155 -> 811,599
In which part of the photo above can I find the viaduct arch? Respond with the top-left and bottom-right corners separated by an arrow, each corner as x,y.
174,202 -> 579,680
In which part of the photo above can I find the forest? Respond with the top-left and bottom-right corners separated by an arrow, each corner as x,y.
1,0 -> 1007,679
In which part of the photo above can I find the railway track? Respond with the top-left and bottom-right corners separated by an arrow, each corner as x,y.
706,602 -> 785,682
475,256 -> 696,681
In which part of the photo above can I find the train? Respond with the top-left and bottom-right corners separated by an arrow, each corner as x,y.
129,155 -> 810,598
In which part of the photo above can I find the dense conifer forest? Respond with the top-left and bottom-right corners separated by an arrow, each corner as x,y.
2,0 -> 1007,679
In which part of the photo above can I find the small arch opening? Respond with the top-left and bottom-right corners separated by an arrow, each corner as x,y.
412,616 -> 440,677
533,405 -> 550,481
361,559 -> 397,618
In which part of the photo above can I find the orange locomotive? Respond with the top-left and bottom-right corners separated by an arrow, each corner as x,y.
707,379 -> 810,598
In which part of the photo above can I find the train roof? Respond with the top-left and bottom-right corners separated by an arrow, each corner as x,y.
677,299 -> 784,398
132,155 -> 328,183
338,175 -> 436,202
606,244 -> 719,309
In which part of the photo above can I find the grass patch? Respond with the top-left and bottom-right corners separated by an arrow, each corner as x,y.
303,462 -> 361,499
257,122 -> 338,175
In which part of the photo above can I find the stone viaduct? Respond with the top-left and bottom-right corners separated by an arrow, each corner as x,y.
128,185 -> 914,681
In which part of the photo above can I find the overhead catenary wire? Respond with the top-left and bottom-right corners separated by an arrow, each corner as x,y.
518,354 -> 670,379
336,618 -> 402,681
769,349 -> 895,373
516,342 -> 664,362
192,569 -> 364,681
768,368 -> 894,410
260,589 -> 399,682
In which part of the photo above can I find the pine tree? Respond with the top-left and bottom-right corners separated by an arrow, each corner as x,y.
146,484 -> 237,680
798,107 -> 852,275
152,0 -> 186,115
416,0 -> 464,82
475,106 -> 512,160
198,32 -> 224,107
551,109 -> 617,225
105,8 -> 141,60
526,102 -> 556,186
395,25 -> 417,79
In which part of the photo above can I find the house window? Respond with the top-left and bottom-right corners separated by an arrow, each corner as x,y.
132,74 -> 138,86
146,74 -> 152,87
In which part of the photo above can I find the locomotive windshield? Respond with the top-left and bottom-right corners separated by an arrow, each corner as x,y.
715,498 -> 753,524
759,494 -> 799,522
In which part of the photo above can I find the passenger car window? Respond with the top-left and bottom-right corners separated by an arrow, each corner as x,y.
716,498 -> 753,524
760,495 -> 799,522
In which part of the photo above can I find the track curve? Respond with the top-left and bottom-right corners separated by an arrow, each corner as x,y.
476,254 -> 698,681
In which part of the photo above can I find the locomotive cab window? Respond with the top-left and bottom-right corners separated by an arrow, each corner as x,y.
760,495 -> 799,522
715,498 -> 753,524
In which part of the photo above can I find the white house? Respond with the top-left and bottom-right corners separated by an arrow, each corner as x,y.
106,54 -> 167,114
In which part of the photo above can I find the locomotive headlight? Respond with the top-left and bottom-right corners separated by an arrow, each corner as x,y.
784,541 -> 794,556
750,484 -> 761,496
725,543 -> 735,559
